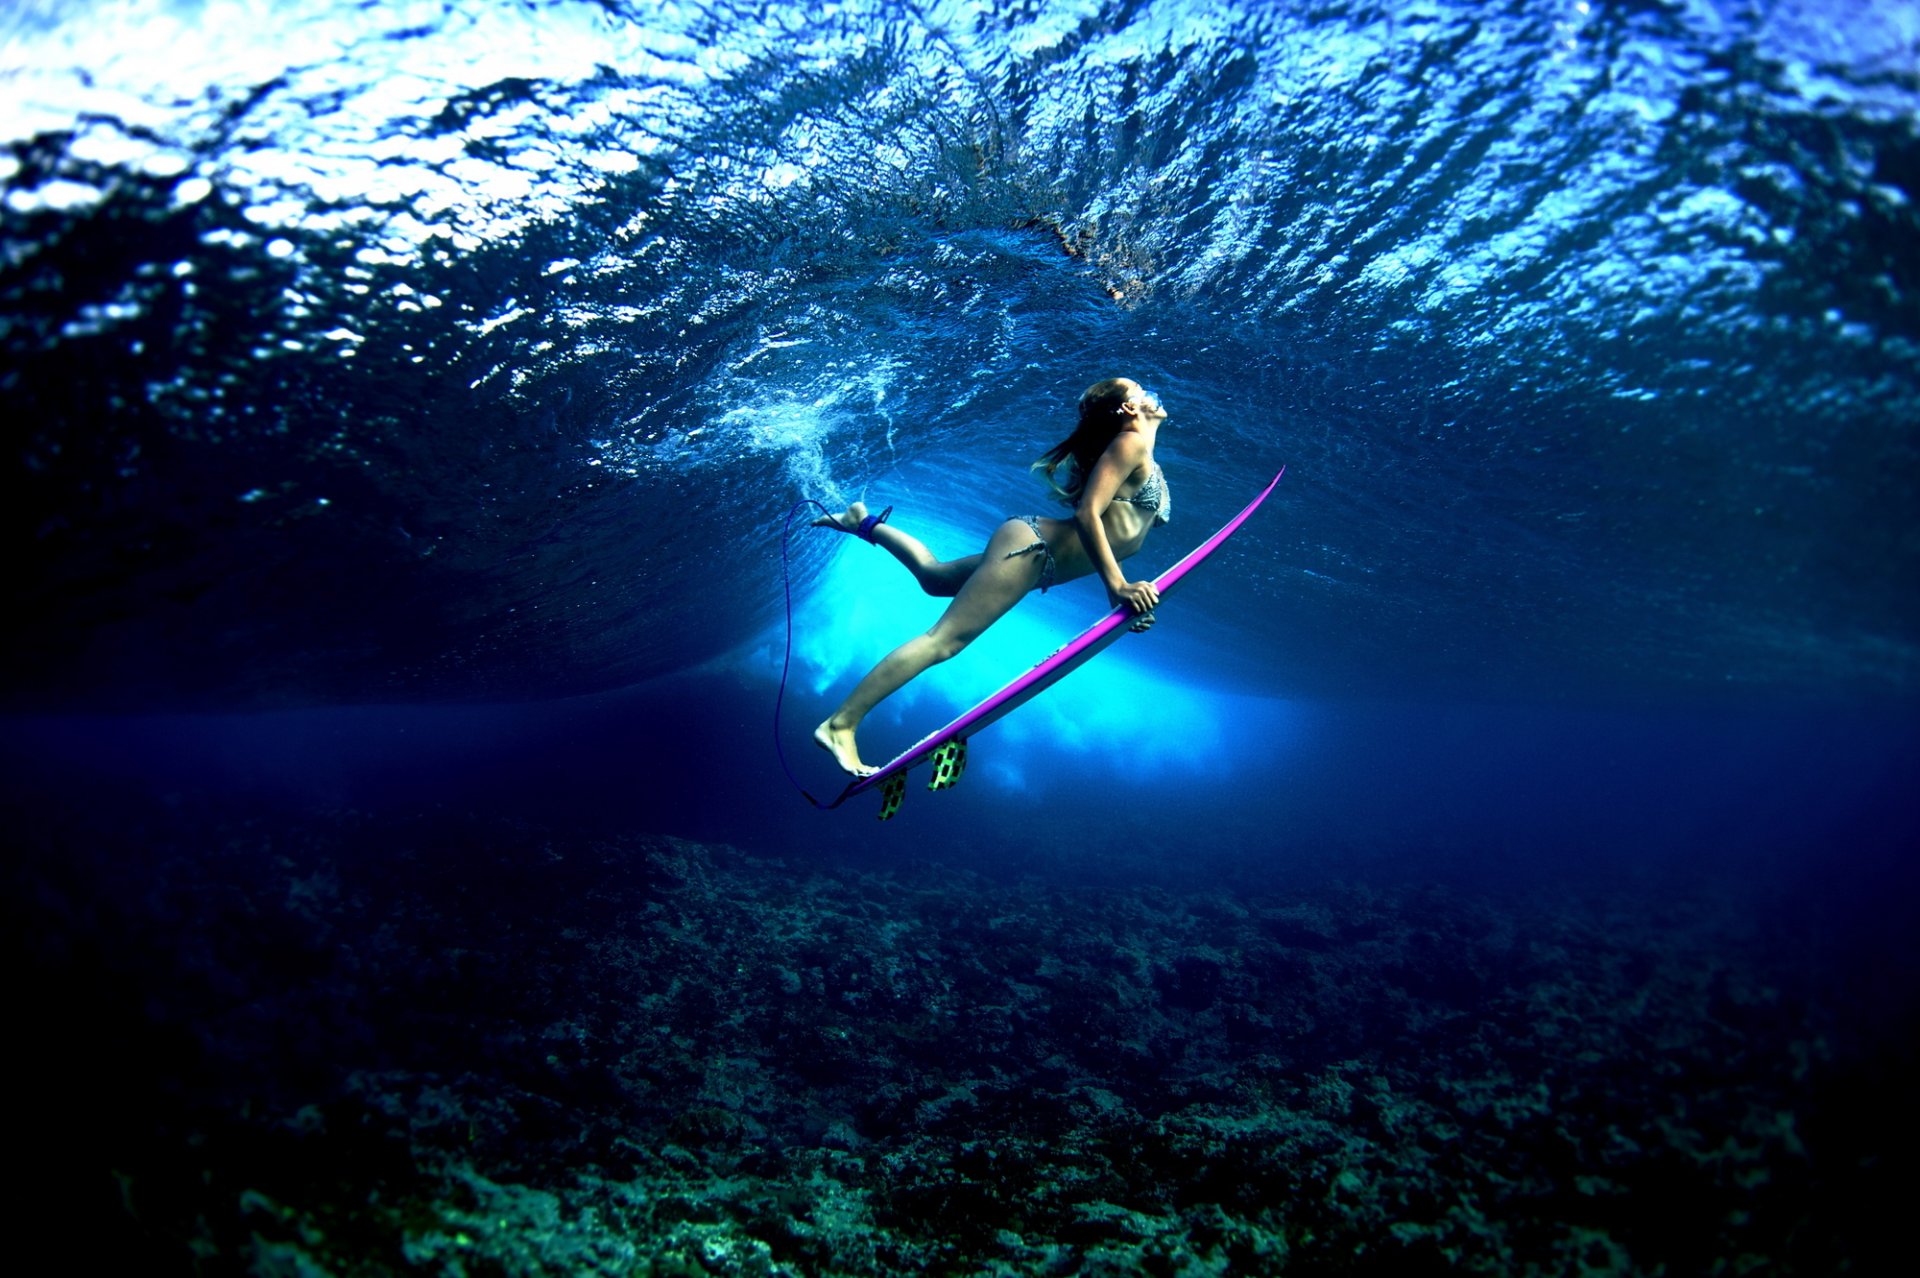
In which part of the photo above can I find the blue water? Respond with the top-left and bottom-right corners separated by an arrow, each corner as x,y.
4,0 -> 1917,1270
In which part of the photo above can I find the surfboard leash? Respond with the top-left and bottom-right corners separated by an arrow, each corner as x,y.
774,497 -> 835,809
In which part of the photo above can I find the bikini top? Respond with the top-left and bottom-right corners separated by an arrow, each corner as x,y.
1064,459 -> 1172,526
1114,463 -> 1172,526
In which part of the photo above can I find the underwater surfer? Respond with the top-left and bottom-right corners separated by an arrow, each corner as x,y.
812,377 -> 1172,777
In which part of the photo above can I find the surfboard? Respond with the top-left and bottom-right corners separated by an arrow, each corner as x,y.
828,467 -> 1285,817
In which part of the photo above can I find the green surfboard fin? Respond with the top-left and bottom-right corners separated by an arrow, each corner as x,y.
878,772 -> 906,820
928,738 -> 968,791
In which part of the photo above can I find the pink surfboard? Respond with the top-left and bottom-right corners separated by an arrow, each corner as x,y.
828,467 -> 1285,814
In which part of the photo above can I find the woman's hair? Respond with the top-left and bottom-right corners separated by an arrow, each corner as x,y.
1032,378 -> 1135,502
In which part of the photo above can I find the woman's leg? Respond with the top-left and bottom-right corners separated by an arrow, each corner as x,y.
815,520 -> 1041,776
814,501 -> 982,597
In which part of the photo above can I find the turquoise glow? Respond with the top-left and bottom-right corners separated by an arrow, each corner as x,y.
752,511 -> 1305,791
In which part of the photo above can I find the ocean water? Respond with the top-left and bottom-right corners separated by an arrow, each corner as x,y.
4,0 -> 1916,1272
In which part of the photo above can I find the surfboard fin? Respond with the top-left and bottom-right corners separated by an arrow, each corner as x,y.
928,738 -> 968,791
878,773 -> 906,821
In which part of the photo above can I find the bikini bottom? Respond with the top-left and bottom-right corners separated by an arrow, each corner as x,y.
1002,514 -> 1056,593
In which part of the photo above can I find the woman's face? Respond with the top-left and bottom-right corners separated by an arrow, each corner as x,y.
1123,381 -> 1166,419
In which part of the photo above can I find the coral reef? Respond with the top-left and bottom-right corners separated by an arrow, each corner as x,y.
6,800 -> 1895,1274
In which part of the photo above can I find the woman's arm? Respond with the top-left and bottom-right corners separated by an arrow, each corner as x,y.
1074,434 -> 1162,615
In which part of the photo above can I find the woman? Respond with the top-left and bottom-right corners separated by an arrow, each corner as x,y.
812,377 -> 1173,776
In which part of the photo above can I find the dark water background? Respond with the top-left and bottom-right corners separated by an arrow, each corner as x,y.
5,0 -> 1918,1271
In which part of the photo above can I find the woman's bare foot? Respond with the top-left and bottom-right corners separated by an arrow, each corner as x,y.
815,718 -> 876,777
811,501 -> 868,535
